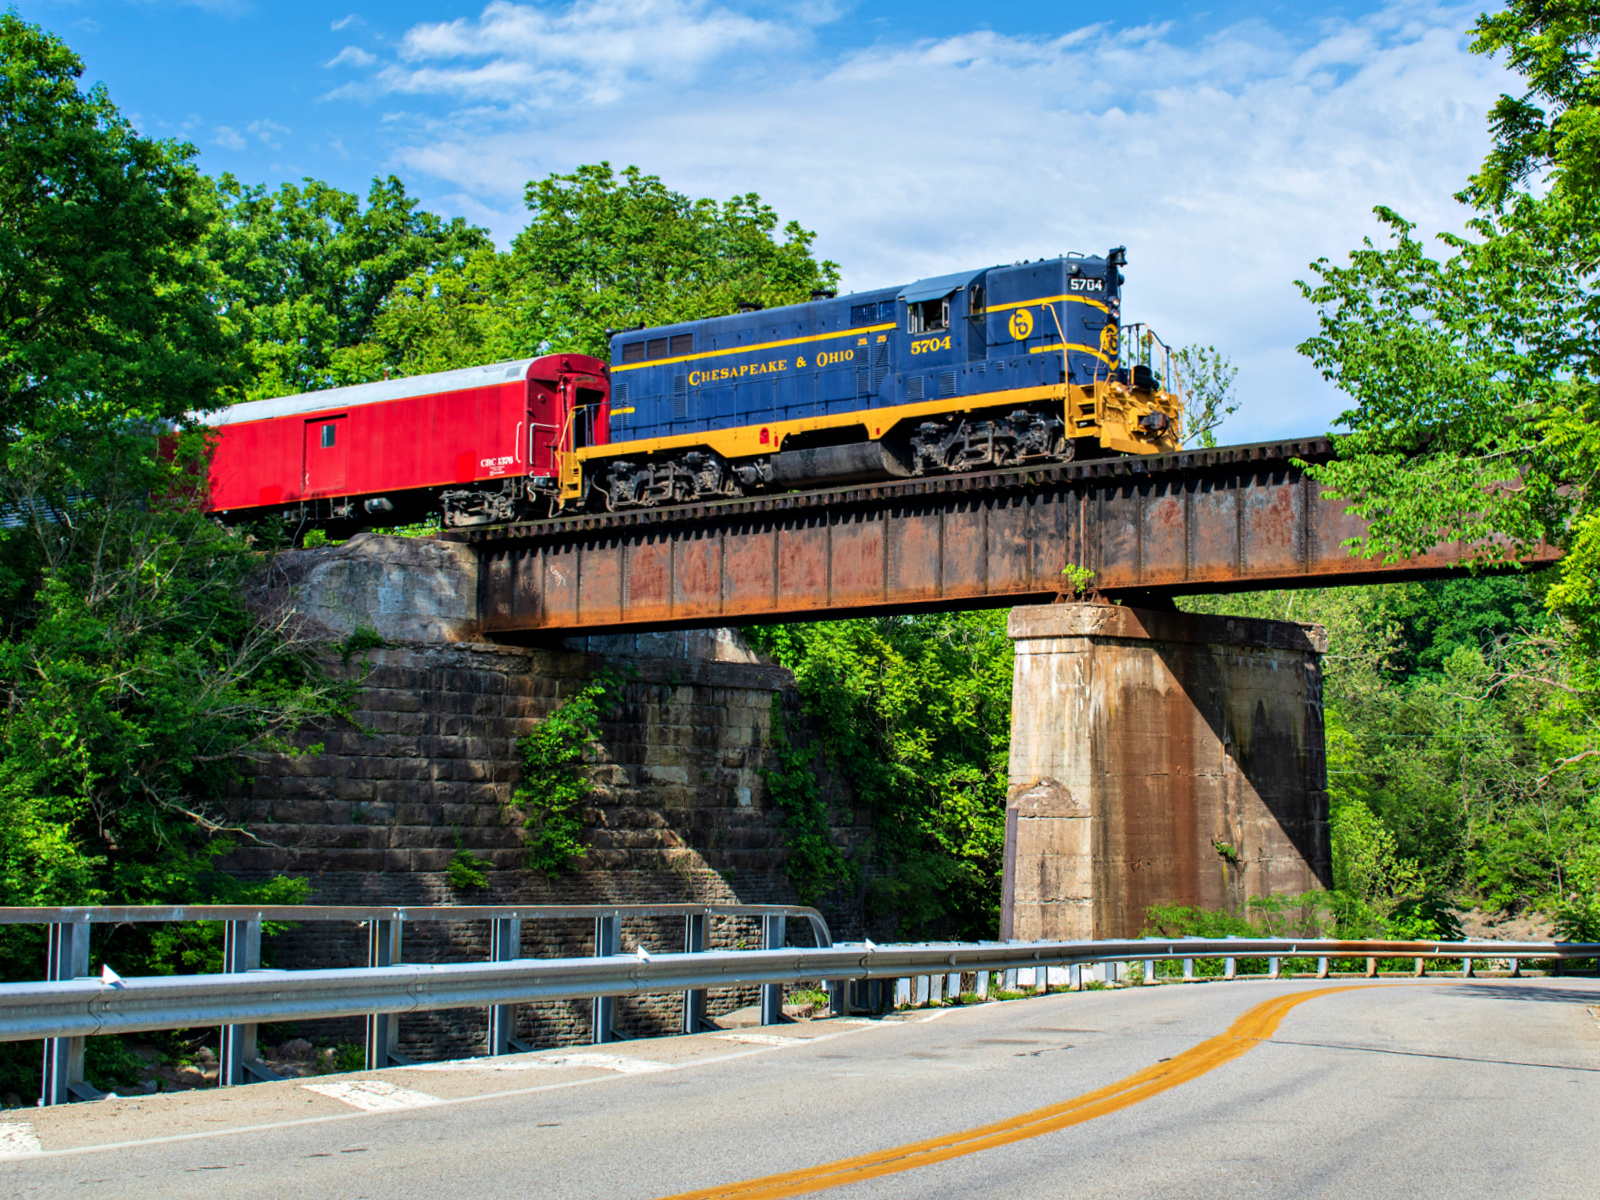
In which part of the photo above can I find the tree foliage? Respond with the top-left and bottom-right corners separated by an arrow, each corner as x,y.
747,613 -> 1012,940
0,12 -> 235,434
1186,576 -> 1600,933
334,163 -> 841,378
208,174 -> 489,400
1172,344 -> 1240,448
1297,4 -> 1600,647
511,678 -> 613,874
0,22 -> 351,1102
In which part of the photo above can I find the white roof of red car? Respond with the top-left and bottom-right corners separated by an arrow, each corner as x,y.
193,358 -> 541,427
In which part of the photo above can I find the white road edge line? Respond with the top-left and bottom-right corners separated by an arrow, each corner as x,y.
5,1021 -> 887,1161
409,1052 -> 672,1075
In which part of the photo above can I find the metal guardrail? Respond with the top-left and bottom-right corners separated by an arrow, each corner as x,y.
5,903 -> 829,1105
5,929 -> 1595,1108
4,917 -> 1594,1107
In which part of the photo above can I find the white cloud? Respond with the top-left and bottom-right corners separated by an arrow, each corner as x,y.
372,0 -> 826,106
246,119 -> 291,148
326,45 -> 378,68
332,14 -> 364,31
212,125 -> 247,150
359,0 -> 1513,441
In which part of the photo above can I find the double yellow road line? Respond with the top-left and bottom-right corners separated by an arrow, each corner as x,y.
659,985 -> 1376,1200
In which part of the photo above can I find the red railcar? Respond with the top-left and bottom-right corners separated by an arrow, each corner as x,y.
198,354 -> 609,529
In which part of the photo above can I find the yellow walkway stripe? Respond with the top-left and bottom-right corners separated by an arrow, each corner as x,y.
656,985 -> 1372,1200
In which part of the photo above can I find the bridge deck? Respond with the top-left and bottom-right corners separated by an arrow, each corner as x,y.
456,438 -> 1555,634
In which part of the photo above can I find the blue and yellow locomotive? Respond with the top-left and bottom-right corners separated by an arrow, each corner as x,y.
562,249 -> 1183,510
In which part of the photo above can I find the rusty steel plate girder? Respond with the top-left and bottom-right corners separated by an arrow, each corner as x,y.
461,438 -> 1556,634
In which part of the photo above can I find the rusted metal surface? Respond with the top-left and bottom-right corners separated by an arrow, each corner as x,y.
461,438 -> 1558,634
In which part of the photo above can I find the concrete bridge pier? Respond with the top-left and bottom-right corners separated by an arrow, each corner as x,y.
1001,603 -> 1331,942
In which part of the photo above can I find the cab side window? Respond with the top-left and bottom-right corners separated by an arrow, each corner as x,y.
908,297 -> 950,334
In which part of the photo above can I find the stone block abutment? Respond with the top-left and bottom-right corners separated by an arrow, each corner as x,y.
231,535 -> 870,1056
1001,603 -> 1331,942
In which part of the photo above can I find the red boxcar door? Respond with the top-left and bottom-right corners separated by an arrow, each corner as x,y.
303,416 -> 348,495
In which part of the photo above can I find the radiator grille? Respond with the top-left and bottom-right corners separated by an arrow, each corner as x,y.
939,370 -> 957,398
647,338 -> 670,360
907,375 -> 925,402
621,342 -> 646,364
873,341 -> 890,389
673,375 -> 688,419
669,333 -> 694,355
856,366 -> 872,395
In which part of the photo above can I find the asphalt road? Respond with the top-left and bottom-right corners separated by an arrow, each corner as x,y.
2,976 -> 1595,1199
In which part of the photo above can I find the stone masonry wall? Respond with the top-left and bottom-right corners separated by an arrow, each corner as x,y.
224,535 -> 871,1060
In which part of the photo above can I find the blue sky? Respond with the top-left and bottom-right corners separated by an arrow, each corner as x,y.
16,0 -> 1511,441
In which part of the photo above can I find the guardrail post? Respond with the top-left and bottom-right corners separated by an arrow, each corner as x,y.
1413,957 -> 1425,977
914,975 -> 930,1005
1144,956 -> 1156,984
760,914 -> 787,1025
221,918 -> 281,1086
488,917 -> 524,1056
1036,964 -> 1049,994
1365,956 -> 1378,978
1316,956 -> 1329,978
1269,956 -> 1281,980
593,913 -> 620,1043
976,970 -> 989,1000
1463,957 -> 1474,979
684,913 -> 712,1033
1003,968 -> 1017,992
947,972 -> 961,1000
1068,963 -> 1082,991
1508,957 -> 1520,977
366,917 -> 405,1069
41,918 -> 99,1106
1183,957 -> 1195,981
827,978 -> 850,1017
895,977 -> 911,1008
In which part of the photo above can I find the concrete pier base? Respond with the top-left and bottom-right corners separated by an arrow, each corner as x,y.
1001,603 -> 1331,941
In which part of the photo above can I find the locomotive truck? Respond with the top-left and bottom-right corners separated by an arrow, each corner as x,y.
199,249 -> 1184,531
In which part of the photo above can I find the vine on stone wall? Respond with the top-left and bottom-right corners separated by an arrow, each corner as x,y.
511,675 -> 616,874
760,698 -> 856,905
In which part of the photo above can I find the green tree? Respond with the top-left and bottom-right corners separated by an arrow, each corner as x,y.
1297,3 -> 1600,647
335,163 -> 841,378
514,163 -> 840,358
1183,578 -> 1600,928
0,12 -> 236,434
748,613 -> 1012,939
1172,344 -> 1240,448
0,19 -> 355,1095
209,173 -> 489,399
